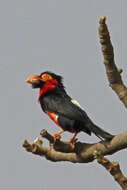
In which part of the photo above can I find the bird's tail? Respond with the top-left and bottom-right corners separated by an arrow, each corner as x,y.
89,124 -> 114,141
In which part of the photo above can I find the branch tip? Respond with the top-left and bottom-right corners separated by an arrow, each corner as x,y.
118,68 -> 123,74
40,129 -> 47,136
100,16 -> 106,24
40,129 -> 55,143
23,139 -> 29,147
93,150 -> 102,158
34,137 -> 43,146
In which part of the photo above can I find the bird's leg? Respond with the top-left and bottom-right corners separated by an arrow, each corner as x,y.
49,130 -> 64,148
53,129 -> 65,140
69,132 -> 78,145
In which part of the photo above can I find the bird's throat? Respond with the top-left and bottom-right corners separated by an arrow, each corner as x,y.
38,79 -> 58,103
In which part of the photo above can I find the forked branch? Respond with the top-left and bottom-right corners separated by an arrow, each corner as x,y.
23,130 -> 127,163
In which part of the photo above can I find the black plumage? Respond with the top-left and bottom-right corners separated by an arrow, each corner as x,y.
26,71 -> 114,141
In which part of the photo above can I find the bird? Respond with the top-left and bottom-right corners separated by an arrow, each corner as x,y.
26,71 -> 114,144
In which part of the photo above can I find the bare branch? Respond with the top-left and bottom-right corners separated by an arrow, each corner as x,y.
99,16 -> 127,108
23,138 -> 83,163
94,153 -> 127,190
23,130 -> 127,163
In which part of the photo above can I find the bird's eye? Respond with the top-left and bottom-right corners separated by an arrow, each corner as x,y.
41,73 -> 52,81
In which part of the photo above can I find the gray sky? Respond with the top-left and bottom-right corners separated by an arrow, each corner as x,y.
1,1 -> 127,190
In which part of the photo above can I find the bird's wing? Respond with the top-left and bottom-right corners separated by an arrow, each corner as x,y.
43,95 -> 92,124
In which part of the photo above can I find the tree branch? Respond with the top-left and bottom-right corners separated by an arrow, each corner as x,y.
94,153 -> 127,190
23,130 -> 127,163
99,16 -> 127,108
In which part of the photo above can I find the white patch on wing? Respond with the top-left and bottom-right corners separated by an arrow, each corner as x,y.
54,114 -> 59,121
71,99 -> 84,110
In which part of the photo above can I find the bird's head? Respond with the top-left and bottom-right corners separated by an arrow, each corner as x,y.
26,71 -> 63,89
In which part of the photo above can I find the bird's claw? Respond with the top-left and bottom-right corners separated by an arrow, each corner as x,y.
53,133 -> 60,139
69,138 -> 78,148
53,132 -> 62,142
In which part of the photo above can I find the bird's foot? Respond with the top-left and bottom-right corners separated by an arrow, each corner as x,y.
53,133 -> 61,139
69,137 -> 78,148
52,130 -> 64,143
50,132 -> 62,146
49,131 -> 64,148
